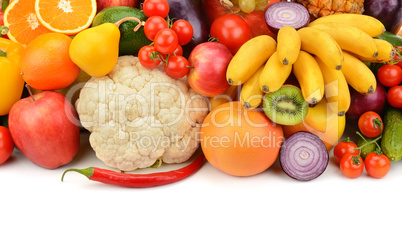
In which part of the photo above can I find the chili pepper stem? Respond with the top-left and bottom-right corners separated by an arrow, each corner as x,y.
61,167 -> 95,181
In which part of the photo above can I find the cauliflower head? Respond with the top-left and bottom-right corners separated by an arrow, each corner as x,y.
76,56 -> 209,171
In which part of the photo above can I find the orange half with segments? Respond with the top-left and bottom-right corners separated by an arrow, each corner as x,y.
34,0 -> 97,35
4,0 -> 52,47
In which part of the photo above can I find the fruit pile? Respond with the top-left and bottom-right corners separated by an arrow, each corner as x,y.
0,0 -> 401,187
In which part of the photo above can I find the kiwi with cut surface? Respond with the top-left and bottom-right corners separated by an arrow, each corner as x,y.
263,85 -> 308,125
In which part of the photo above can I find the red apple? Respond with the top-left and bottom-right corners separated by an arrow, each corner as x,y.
8,91 -> 80,169
187,42 -> 233,97
97,0 -> 139,12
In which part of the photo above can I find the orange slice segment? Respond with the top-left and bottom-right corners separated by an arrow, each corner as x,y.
4,0 -> 52,47
34,0 -> 97,35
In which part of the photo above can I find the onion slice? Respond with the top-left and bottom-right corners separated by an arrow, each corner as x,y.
264,1 -> 310,34
279,131 -> 329,181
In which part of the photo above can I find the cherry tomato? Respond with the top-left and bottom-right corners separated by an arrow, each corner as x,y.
138,45 -> 162,69
142,0 -> 170,18
144,16 -> 168,41
0,126 -> 14,165
364,152 -> 391,179
333,138 -> 359,164
0,11 -> 8,39
172,45 -> 183,56
340,154 -> 364,179
387,86 -> 402,108
154,28 -> 178,55
358,111 -> 383,138
171,19 -> 194,46
164,55 -> 190,79
210,14 -> 252,55
377,64 -> 402,87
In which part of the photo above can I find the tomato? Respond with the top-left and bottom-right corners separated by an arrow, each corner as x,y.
364,152 -> 391,179
172,45 -> 183,56
0,11 -> 8,39
210,14 -> 252,55
387,86 -> 402,108
142,0 -> 170,18
171,19 -> 193,46
154,28 -> 178,55
144,16 -> 168,41
0,126 -> 14,165
164,55 -> 189,79
340,154 -> 364,179
358,111 -> 383,138
333,138 -> 359,163
377,64 -> 402,87
138,45 -> 162,69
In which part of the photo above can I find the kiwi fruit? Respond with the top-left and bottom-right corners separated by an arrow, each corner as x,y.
262,85 -> 308,125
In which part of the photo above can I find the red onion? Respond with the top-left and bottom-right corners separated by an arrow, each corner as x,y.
279,131 -> 329,181
264,1 -> 310,34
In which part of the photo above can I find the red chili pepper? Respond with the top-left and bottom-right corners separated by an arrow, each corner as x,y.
61,154 -> 205,188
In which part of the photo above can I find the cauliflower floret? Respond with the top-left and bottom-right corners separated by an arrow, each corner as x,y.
76,56 -> 209,171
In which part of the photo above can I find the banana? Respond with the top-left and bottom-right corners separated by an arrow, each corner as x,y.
341,51 -> 377,95
356,39 -> 396,63
297,27 -> 343,71
310,22 -> 378,59
240,66 -> 264,109
308,14 -> 386,37
226,35 -> 276,86
259,51 -> 293,93
314,56 -> 350,117
209,85 -> 239,111
293,51 -> 325,105
276,26 -> 301,65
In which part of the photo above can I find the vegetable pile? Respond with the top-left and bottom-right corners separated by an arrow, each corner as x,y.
0,0 -> 401,188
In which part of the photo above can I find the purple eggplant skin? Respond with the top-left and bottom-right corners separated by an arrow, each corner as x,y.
390,6 -> 402,33
140,0 -> 210,57
364,0 -> 400,31
166,0 -> 210,57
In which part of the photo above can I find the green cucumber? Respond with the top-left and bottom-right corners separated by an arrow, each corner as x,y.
381,107 -> 402,161
92,6 -> 152,56
377,31 -> 402,47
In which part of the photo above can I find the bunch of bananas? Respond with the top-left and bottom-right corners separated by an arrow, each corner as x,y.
225,13 -> 395,116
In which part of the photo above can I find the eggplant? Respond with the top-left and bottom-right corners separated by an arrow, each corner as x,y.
364,0 -> 400,31
390,6 -> 402,33
165,0 -> 209,57
140,0 -> 210,57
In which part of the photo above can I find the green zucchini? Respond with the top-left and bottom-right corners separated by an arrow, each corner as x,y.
92,6 -> 152,56
381,107 -> 402,161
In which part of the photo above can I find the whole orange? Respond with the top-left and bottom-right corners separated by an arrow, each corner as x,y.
200,101 -> 284,177
21,33 -> 80,90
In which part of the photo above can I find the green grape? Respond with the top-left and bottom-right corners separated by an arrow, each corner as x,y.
255,0 -> 268,11
239,0 -> 255,13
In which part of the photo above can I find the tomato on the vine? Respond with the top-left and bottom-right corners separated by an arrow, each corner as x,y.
142,0 -> 170,18
144,16 -> 168,41
0,126 -> 14,165
358,111 -> 383,138
154,28 -> 178,55
387,85 -> 402,108
210,14 -> 252,55
340,154 -> 364,179
333,138 -> 359,163
164,55 -> 190,79
364,152 -> 391,179
138,45 -> 162,69
377,64 -> 402,87
171,19 -> 194,46
172,45 -> 183,56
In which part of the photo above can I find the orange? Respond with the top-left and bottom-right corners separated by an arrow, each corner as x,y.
35,0 -> 97,35
21,33 -> 81,90
200,101 -> 284,177
3,0 -> 52,47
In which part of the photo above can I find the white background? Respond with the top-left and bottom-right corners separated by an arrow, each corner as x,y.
1,122 -> 401,226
